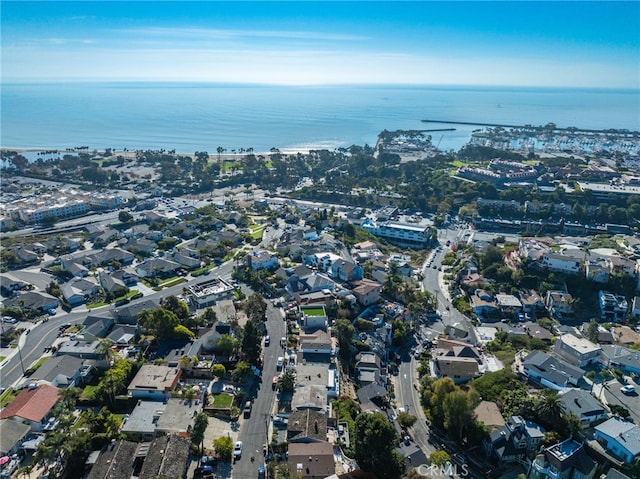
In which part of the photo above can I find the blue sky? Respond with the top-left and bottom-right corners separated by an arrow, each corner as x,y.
2,1 -> 639,87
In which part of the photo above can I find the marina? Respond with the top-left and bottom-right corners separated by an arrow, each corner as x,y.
422,119 -> 640,157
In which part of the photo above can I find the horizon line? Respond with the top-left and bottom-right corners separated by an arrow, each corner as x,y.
2,79 -> 638,92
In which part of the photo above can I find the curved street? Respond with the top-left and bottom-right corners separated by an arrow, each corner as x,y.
1,261 -> 236,388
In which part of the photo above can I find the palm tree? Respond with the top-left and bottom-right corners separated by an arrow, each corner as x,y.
536,390 -> 564,426
59,386 -> 81,408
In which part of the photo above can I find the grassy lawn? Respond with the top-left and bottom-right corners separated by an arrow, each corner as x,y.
25,356 -> 50,375
220,160 -> 240,173
449,160 -> 467,168
114,290 -> 141,302
161,277 -> 187,288
81,385 -> 100,401
0,356 -> 5,362
300,306 -> 325,316
250,224 -> 266,240
210,393 -> 234,409
87,300 -> 109,309
0,388 -> 18,408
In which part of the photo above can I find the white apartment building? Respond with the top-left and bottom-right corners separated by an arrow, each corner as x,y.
360,219 -> 431,247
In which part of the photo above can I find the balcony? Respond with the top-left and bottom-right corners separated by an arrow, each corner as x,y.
532,459 -> 559,479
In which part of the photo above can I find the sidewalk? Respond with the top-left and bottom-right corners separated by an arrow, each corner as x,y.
1,321 -> 36,389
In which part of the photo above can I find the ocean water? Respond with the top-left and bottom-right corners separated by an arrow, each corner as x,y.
1,82 -> 638,154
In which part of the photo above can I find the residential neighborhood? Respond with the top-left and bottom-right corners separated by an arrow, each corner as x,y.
2,143 -> 640,479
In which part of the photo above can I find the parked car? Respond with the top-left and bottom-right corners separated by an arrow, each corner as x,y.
233,441 -> 243,459
194,466 -> 214,478
621,385 -> 636,394
276,357 -> 284,370
264,335 -> 270,347
452,453 -> 467,464
243,400 -> 252,418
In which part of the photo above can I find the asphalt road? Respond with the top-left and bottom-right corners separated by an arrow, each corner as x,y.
594,379 -> 640,425
421,229 -> 477,343
232,299 -> 286,479
0,261 -> 236,388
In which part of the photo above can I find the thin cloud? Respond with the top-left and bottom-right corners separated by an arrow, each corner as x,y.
117,26 -> 368,42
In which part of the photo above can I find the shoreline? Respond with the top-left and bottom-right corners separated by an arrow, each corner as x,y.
0,147 -> 299,161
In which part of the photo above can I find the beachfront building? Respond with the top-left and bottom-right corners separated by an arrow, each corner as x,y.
360,218 -> 431,248
3,189 -> 123,225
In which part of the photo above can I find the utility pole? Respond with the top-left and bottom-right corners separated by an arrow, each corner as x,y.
264,414 -> 270,479
17,339 -> 26,376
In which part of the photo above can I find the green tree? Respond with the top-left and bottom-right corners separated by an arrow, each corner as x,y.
427,377 -> 456,425
59,386 -> 81,408
610,404 -> 630,419
443,389 -> 478,445
277,370 -> 296,392
354,412 -> 404,479
173,324 -> 196,339
97,358 -> 133,408
584,319 -> 599,343
391,319 -> 408,347
429,450 -> 451,467
561,412 -> 583,438
536,390 -> 564,428
163,295 -> 190,320
397,411 -> 417,429
543,431 -> 561,446
62,430 -> 93,477
45,280 -> 62,298
244,293 -> 267,322
241,320 -> 262,365
471,369 -> 525,403
138,307 -> 179,341
214,435 -> 233,460
118,211 -> 133,223
191,412 -> 209,454
215,334 -> 238,356
334,318 -> 355,363
203,307 -> 217,324
211,363 -> 226,379
0,250 -> 19,268
232,361 -> 253,382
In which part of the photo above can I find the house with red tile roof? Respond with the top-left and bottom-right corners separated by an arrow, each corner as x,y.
0,383 -> 60,431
